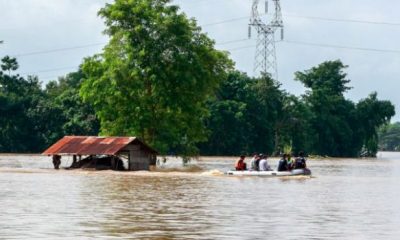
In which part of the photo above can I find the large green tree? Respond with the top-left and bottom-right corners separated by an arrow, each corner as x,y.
356,93 -> 395,156
295,60 -> 394,157
295,60 -> 356,156
199,71 -> 286,156
199,71 -> 257,155
80,0 -> 232,155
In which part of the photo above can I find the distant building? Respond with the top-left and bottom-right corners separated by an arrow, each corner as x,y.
43,136 -> 158,171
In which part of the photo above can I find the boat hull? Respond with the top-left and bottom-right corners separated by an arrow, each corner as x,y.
226,168 -> 311,176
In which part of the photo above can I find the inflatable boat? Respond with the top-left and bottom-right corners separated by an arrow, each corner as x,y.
226,168 -> 311,177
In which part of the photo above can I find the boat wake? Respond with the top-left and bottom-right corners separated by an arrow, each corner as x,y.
154,165 -> 204,173
200,169 -> 225,176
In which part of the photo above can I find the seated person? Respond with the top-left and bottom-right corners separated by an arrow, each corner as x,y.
250,153 -> 260,171
293,151 -> 307,169
235,155 -> 247,171
277,154 -> 289,172
259,154 -> 272,171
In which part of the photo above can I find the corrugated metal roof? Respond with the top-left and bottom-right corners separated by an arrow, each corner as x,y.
42,136 -> 157,155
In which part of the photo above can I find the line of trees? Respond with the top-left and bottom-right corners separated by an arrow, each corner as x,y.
379,122 -> 400,151
199,61 -> 395,157
0,0 -> 395,157
0,57 -> 99,152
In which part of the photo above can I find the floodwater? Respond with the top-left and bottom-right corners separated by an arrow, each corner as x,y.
0,153 -> 400,239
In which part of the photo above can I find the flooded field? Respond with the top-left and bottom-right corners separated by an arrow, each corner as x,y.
1,153 -> 400,239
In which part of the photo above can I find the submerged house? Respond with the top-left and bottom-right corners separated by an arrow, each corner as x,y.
43,136 -> 158,171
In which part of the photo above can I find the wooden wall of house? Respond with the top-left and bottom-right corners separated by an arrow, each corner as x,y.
123,144 -> 151,171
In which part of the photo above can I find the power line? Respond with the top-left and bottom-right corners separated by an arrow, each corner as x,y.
217,38 -> 251,45
1,6 -> 399,34
26,38 -> 400,78
200,13 -> 400,29
14,43 -> 106,57
20,39 -> 251,76
201,16 -> 250,27
176,0 -> 223,8
20,66 -> 78,75
223,40 -> 400,54
174,0 -> 400,28
6,11 -> 400,58
282,40 -> 400,54
9,19 -> 250,58
39,74 -> 68,81
225,45 -> 256,52
284,13 -> 400,27
12,38 -> 249,59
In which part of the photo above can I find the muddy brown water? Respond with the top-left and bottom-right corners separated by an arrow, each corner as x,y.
0,153 -> 399,239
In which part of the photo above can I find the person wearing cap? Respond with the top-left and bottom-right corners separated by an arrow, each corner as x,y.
235,155 -> 247,171
259,154 -> 272,171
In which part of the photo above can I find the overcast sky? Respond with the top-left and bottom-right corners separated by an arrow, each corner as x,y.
0,0 -> 399,120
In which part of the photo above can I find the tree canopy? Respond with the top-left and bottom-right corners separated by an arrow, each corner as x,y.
198,60 -> 395,158
295,60 -> 395,157
0,56 -> 99,153
80,0 -> 232,156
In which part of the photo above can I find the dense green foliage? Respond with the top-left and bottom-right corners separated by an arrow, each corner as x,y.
0,1 -> 396,158
199,71 -> 311,156
44,70 -> 100,140
379,122 -> 400,151
294,61 -> 395,157
200,61 -> 394,157
0,57 -> 395,157
80,0 -> 232,156
0,56 -> 99,152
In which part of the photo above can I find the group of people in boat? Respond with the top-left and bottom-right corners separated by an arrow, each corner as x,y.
235,151 -> 307,172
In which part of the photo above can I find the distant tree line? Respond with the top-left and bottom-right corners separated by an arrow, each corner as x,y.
0,0 -> 395,158
0,57 -> 99,152
199,61 -> 395,157
378,122 -> 400,151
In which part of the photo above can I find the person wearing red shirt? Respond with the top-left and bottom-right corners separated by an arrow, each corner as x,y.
235,155 -> 247,171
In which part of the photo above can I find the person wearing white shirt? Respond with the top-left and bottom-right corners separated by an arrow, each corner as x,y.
258,155 -> 272,171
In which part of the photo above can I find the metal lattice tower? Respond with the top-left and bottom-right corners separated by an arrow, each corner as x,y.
249,0 -> 284,79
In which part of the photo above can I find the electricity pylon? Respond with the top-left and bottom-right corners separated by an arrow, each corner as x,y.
248,0 -> 284,79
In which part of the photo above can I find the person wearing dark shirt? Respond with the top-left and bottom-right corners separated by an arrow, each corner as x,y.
293,151 -> 307,169
52,155 -> 61,169
277,154 -> 289,172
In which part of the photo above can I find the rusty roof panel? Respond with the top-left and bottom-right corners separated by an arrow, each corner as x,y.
42,136 -> 157,156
